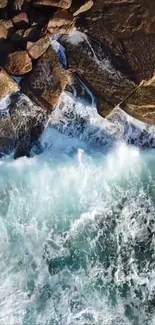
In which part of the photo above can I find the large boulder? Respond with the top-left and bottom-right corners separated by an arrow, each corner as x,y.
60,32 -> 136,116
0,67 -> 19,100
120,76 -> 155,125
26,33 -> 51,59
0,0 -> 7,8
77,0 -> 155,82
33,0 -> 72,9
4,51 -> 32,75
21,46 -> 72,110
47,9 -> 75,35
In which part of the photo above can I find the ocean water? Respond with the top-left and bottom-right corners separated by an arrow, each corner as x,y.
0,93 -> 155,325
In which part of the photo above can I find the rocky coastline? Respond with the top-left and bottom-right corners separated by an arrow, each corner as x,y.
0,0 -> 155,157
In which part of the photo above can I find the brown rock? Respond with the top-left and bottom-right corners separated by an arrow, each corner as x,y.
0,67 -> 19,100
0,20 -> 14,31
0,24 -> 8,40
4,51 -> 32,75
120,76 -> 155,125
47,9 -> 75,35
26,33 -> 51,59
0,0 -> 7,8
33,0 -> 72,9
22,47 -> 71,109
12,12 -> 30,29
72,0 -> 94,16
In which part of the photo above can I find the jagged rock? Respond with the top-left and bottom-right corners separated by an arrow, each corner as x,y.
71,0 -> 94,16
0,94 -> 47,158
0,0 -> 7,8
4,51 -> 32,75
60,32 -> 136,116
47,9 -> 75,35
77,0 -> 155,82
26,33 -> 50,59
0,67 -> 19,100
12,12 -> 30,29
22,47 -> 72,110
33,0 -> 72,9
0,24 -> 8,39
119,76 -> 155,125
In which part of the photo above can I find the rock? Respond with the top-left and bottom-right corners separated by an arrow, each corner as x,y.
0,24 -> 8,39
0,19 -> 14,33
0,67 -> 19,100
26,33 -> 50,59
11,26 -> 45,46
47,9 -> 75,35
12,12 -> 30,29
77,0 -> 155,82
4,51 -> 32,75
0,94 -> 47,158
21,47 -> 72,110
71,0 -> 94,16
0,0 -> 7,8
33,0 -> 72,9
60,32 -> 136,116
119,76 -> 155,125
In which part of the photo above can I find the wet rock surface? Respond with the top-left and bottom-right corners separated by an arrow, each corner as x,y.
0,94 -> 47,158
21,47 -> 72,110
77,0 -> 155,82
60,33 -> 136,116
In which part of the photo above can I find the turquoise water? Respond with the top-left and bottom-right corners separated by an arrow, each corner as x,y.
0,94 -> 155,325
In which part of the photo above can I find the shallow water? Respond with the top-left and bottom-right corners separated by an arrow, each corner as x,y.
0,93 -> 155,325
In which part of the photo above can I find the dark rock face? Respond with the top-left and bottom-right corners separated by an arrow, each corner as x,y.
21,47 -> 72,110
0,94 -> 47,158
60,33 -> 136,116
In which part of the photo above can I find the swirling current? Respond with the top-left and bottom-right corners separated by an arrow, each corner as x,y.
0,92 -> 155,325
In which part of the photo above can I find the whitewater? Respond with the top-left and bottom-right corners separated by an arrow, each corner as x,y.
0,91 -> 155,325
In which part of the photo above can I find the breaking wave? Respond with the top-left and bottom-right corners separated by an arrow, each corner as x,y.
0,92 -> 155,324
